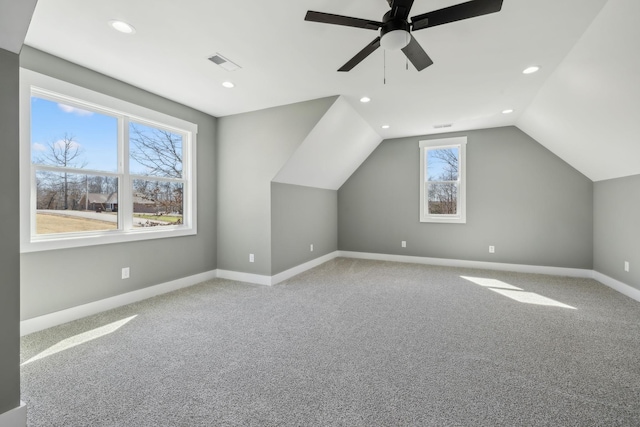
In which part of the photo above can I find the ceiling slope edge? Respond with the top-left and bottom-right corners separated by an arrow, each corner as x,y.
517,0 -> 640,182
273,96 -> 382,190
0,0 -> 38,53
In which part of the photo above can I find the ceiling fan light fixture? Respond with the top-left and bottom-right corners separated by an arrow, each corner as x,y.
523,66 -> 540,74
380,29 -> 410,51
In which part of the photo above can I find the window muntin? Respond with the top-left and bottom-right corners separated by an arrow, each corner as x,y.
21,70 -> 197,252
419,137 -> 467,223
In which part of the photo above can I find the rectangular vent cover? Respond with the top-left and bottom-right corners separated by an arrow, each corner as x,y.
208,53 -> 241,71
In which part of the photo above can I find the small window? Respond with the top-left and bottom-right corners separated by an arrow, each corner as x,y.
419,137 -> 467,223
20,70 -> 197,252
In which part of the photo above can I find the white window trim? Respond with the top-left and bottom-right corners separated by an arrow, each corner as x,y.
20,69 -> 198,253
419,137 -> 467,224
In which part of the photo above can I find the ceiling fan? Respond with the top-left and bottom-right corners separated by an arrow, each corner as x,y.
305,0 -> 503,72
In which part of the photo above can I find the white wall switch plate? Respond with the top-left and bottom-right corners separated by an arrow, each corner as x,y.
489,246 -> 495,254
401,241 -> 406,248
625,261 -> 630,272
310,244 -> 314,252
249,254 -> 255,263
121,267 -> 130,279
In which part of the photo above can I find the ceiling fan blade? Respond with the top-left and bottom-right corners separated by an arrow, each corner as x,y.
338,37 -> 381,72
305,11 -> 382,31
401,35 -> 433,71
389,0 -> 415,20
411,0 -> 503,31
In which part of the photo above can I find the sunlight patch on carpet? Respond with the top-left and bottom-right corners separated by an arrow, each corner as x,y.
21,315 -> 138,366
461,276 -> 576,309
488,288 -> 576,309
460,276 -> 523,290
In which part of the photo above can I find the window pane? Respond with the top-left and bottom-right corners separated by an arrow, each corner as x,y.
427,182 -> 458,215
31,97 -> 118,172
35,171 -> 119,234
132,179 -> 184,227
129,122 -> 183,178
427,147 -> 459,181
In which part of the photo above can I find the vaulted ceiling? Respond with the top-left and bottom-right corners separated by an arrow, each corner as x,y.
7,0 -> 640,182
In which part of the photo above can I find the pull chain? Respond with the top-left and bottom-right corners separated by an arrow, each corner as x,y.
383,50 -> 386,85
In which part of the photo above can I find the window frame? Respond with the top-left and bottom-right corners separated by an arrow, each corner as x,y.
419,137 -> 467,224
20,69 -> 198,253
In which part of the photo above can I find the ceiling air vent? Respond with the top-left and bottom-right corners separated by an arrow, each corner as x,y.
208,53 -> 241,71
434,123 -> 453,129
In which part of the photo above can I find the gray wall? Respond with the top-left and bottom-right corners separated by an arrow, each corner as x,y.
0,47 -> 21,415
594,174 -> 640,289
20,47 -> 217,319
271,183 -> 337,275
216,97 -> 336,276
339,126 -> 594,269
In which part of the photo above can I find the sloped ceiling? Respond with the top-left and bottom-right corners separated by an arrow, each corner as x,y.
19,0 -> 638,182
0,0 -> 37,53
273,96 -> 382,190
518,0 -> 640,182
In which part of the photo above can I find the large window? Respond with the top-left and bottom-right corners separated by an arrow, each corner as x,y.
419,137 -> 467,223
21,70 -> 197,252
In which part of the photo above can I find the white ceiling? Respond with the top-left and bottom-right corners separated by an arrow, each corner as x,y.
518,0 -> 640,182
273,96 -> 382,190
21,0 -> 639,181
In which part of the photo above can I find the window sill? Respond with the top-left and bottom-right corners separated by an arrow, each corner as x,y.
21,226 -> 196,253
420,216 -> 466,224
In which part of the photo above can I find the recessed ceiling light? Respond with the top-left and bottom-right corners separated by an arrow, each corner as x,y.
502,109 -> 514,114
108,20 -> 136,34
522,66 -> 540,74
360,97 -> 371,103
381,125 -> 390,129
222,81 -> 235,88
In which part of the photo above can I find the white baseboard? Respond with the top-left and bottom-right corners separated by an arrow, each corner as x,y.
216,269 -> 272,286
593,271 -> 640,303
20,270 -> 218,336
271,251 -> 340,285
217,251 -> 340,286
0,401 -> 26,427
338,251 -> 593,278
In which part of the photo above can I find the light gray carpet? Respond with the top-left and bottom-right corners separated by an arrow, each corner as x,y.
20,258 -> 640,426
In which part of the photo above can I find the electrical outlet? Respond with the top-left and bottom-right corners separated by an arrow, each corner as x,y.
401,241 -> 407,248
624,261 -> 630,272
121,267 -> 130,279
310,244 -> 314,252
489,246 -> 495,254
249,253 -> 255,263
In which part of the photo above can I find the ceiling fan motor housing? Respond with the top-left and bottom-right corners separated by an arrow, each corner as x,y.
304,0 -> 503,71
380,11 -> 410,50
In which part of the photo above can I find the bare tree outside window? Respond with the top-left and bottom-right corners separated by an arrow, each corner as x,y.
35,133 -> 87,210
427,147 -> 459,215
129,123 -> 185,225
129,123 -> 183,179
